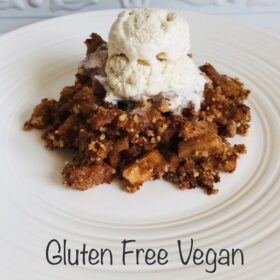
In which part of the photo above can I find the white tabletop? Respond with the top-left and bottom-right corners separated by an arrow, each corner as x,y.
0,0 -> 279,35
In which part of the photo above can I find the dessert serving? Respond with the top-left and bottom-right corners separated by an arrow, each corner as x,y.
24,9 -> 251,194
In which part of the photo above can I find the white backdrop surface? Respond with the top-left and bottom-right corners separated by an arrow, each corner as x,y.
0,0 -> 280,34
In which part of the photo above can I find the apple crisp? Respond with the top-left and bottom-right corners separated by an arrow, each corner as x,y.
24,33 -> 250,194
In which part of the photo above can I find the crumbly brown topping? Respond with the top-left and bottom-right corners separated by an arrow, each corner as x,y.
24,33 -> 251,194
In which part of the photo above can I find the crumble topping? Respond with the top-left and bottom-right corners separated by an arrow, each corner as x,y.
24,33 -> 250,194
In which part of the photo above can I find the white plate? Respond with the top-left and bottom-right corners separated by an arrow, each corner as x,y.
0,10 -> 280,280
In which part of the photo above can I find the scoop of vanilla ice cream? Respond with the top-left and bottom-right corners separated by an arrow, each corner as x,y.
107,9 -> 190,61
104,8 -> 206,112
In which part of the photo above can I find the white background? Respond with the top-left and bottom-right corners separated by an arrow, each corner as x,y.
0,0 -> 280,35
